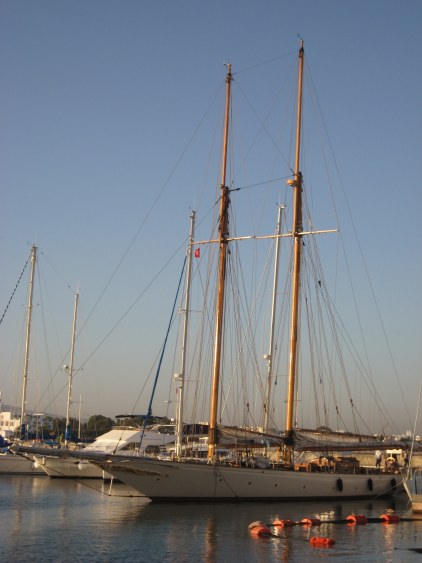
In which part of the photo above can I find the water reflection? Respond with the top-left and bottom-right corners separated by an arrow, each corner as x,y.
1,478 -> 421,562
203,516 -> 216,563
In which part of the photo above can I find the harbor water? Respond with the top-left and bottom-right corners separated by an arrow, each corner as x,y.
2,475 -> 422,562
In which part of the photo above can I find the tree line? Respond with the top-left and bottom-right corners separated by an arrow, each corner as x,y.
28,414 -> 170,442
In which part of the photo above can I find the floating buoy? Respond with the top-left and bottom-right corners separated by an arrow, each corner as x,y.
301,517 -> 322,526
380,514 -> 401,524
346,514 -> 368,525
248,521 -> 273,537
248,520 -> 265,531
249,525 -> 273,537
272,518 -> 296,527
309,536 -> 335,547
336,478 -> 343,492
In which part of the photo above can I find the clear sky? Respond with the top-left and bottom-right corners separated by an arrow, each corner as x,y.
1,1 -> 421,433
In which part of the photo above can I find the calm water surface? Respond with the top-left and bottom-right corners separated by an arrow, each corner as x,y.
1,475 -> 422,562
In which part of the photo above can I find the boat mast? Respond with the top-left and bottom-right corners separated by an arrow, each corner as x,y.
285,41 -> 304,461
65,290 -> 79,446
175,210 -> 196,458
78,395 -> 83,441
263,204 -> 284,433
20,244 -> 37,440
208,64 -> 232,461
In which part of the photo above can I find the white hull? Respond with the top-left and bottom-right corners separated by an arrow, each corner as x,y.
404,477 -> 422,512
410,494 -> 422,512
33,455 -> 108,479
0,453 -> 45,475
94,456 -> 400,501
28,426 -> 176,479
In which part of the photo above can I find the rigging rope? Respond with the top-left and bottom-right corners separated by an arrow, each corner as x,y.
0,252 -> 30,326
303,56 -> 410,431
234,50 -> 297,75
76,82 -> 224,347
230,176 -> 291,193
139,256 -> 186,448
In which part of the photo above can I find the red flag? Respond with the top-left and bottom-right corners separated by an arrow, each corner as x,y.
194,248 -> 200,258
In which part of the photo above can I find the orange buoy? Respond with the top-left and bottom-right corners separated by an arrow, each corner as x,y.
248,521 -> 273,537
301,517 -> 322,526
346,514 -> 368,525
249,525 -> 273,538
272,518 -> 296,527
309,536 -> 335,546
380,514 -> 401,524
248,520 -> 265,531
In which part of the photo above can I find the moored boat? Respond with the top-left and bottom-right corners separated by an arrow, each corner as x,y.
404,472 -> 422,512
13,43 -> 408,499
0,450 -> 44,475
0,245 -> 45,476
30,423 -> 176,478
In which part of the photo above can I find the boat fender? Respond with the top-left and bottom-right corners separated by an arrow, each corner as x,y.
391,478 -> 397,490
336,478 -> 343,492
272,518 -> 295,527
346,514 -> 368,525
300,517 -> 321,526
309,537 -> 335,546
367,478 -> 373,491
380,514 -> 401,524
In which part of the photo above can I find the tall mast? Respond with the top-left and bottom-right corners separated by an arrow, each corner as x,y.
20,244 -> 37,440
263,204 -> 284,432
175,210 -> 196,458
65,291 -> 79,446
78,395 -> 83,441
208,64 -> 232,461
285,41 -> 304,460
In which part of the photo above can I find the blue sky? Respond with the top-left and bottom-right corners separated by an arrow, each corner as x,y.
1,1 -> 421,433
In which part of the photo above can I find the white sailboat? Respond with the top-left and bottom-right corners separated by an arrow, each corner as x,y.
403,381 -> 422,511
25,290 -> 179,479
24,278 -> 187,479
0,245 -> 44,475
31,423 -> 176,478
14,43 -> 406,497
404,473 -> 422,513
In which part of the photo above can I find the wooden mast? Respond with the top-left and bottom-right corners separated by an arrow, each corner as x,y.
208,64 -> 232,461
20,244 -> 37,439
285,41 -> 304,461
